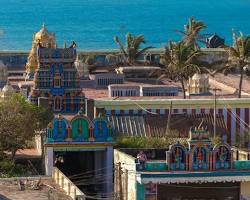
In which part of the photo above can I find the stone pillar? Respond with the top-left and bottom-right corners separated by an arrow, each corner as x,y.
105,146 -> 113,194
45,147 -> 54,176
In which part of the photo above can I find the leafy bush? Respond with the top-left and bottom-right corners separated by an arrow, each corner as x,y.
114,136 -> 188,149
0,160 -> 27,178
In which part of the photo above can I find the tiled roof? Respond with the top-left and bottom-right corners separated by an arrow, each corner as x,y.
109,113 -> 229,139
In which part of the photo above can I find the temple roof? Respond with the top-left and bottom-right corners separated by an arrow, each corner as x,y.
35,24 -> 55,42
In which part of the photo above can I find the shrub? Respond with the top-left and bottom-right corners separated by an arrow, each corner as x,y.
114,136 -> 188,149
0,160 -> 27,178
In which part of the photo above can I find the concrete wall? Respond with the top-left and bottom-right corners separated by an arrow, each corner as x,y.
45,147 -> 54,176
114,149 -> 137,200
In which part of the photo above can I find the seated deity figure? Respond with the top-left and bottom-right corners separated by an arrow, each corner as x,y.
193,147 -> 208,170
197,147 -> 204,168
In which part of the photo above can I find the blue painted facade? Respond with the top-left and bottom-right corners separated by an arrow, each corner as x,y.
46,112 -> 113,143
29,45 -> 84,113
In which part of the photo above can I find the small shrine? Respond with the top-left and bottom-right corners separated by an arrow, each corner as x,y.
187,73 -> 209,95
46,111 -> 113,143
167,126 -> 232,171
29,43 -> 85,113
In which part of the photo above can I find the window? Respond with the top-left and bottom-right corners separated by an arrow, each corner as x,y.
54,73 -> 61,88
54,96 -> 62,111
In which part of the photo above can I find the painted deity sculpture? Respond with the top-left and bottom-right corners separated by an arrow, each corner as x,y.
193,146 -> 208,170
71,117 -> 90,141
168,143 -> 186,170
214,144 -> 231,169
52,115 -> 68,141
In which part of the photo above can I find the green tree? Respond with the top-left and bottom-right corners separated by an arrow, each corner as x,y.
160,41 -> 202,99
114,32 -> 153,65
0,94 -> 53,160
224,31 -> 250,98
177,17 -> 207,49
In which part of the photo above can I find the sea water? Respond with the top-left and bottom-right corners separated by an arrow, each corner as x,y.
0,0 -> 249,50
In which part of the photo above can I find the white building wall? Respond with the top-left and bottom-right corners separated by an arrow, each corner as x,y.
45,147 -> 54,176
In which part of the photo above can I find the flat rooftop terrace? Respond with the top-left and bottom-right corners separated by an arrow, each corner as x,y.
81,73 -> 250,100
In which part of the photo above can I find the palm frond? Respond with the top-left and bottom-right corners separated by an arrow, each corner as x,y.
114,36 -> 128,57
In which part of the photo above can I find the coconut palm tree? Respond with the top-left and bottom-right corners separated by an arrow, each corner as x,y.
160,41 -> 202,99
114,33 -> 153,65
177,17 -> 207,49
225,31 -> 250,98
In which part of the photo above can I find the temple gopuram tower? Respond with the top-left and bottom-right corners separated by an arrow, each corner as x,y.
29,42 -> 85,113
25,24 -> 56,79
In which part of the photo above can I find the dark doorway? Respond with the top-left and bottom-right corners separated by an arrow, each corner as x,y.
54,151 -> 106,197
157,182 -> 240,200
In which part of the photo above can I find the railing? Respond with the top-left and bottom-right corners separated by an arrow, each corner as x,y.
136,160 -> 250,171
136,160 -> 168,171
234,161 -> 250,170
52,167 -> 86,200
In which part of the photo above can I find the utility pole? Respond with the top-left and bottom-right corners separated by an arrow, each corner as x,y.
212,88 -> 221,138
166,101 -> 172,136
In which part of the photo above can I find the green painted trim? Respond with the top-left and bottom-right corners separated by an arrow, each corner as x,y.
136,182 -> 145,200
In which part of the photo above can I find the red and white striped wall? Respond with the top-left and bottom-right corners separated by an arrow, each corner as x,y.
105,108 -> 250,144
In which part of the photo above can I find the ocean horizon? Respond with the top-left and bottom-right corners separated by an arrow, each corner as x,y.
0,0 -> 250,50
